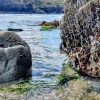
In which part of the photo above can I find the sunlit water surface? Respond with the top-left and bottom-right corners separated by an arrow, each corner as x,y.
0,14 -> 66,99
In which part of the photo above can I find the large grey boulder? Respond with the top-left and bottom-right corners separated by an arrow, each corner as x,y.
0,32 -> 32,83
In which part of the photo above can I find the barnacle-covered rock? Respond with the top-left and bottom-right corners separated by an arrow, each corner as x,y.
60,0 -> 100,78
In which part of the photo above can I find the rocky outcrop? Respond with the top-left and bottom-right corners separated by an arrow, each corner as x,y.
0,32 -> 32,83
39,20 -> 59,27
60,0 -> 100,78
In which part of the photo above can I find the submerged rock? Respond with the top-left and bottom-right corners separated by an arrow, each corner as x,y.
10,21 -> 16,24
60,0 -> 100,78
0,32 -> 32,83
8,28 -> 24,32
56,61 -> 100,99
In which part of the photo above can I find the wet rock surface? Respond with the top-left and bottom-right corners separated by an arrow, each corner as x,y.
39,20 -> 59,27
0,32 -> 32,83
60,0 -> 100,78
8,28 -> 24,32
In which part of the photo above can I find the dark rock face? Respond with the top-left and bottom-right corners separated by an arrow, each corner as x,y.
0,32 -> 32,83
60,0 -> 100,78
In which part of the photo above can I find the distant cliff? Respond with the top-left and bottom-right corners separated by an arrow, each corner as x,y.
0,0 -> 64,13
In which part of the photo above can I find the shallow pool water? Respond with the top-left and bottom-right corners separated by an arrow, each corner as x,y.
0,14 -> 66,99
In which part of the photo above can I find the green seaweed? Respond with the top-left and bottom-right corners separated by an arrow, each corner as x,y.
0,80 -> 57,95
56,62 -> 80,85
0,82 -> 29,94
40,25 -> 57,31
0,80 -> 43,94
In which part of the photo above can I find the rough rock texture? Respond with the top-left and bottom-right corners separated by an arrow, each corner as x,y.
60,0 -> 100,78
0,32 -> 32,83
